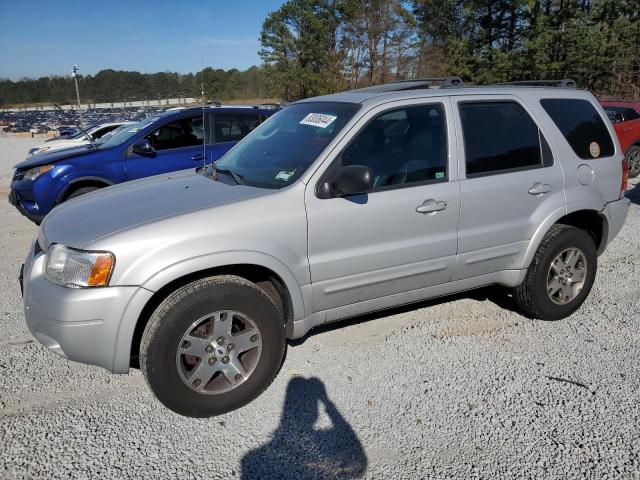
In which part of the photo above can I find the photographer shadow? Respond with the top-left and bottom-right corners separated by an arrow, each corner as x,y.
240,377 -> 367,479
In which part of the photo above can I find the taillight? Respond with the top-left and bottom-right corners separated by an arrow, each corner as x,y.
621,157 -> 629,198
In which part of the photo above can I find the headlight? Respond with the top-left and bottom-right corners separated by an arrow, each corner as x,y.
23,165 -> 54,181
43,244 -> 115,288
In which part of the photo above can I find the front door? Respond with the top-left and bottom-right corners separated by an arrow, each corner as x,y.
305,99 -> 461,313
126,114 -> 211,180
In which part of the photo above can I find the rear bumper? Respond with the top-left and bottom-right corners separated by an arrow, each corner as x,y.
602,196 -> 630,248
22,248 -> 153,373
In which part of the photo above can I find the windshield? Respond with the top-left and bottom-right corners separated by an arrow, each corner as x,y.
65,123 -> 98,139
95,124 -> 130,145
215,102 -> 360,188
98,116 -> 160,149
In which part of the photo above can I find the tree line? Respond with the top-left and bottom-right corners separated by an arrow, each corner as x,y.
1,0 -> 638,107
260,0 -> 639,100
0,67 -> 271,107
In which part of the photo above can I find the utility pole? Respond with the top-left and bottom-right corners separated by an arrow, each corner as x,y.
71,64 -> 84,127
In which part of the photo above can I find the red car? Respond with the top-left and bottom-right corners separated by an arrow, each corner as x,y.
601,101 -> 640,177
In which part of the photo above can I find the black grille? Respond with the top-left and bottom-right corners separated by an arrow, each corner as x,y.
33,239 -> 43,256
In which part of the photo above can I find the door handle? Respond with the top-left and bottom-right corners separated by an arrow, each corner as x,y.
416,199 -> 447,214
528,182 -> 552,195
624,128 -> 632,132
190,153 -> 205,161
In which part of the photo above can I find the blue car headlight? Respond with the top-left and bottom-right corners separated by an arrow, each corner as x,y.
23,165 -> 54,181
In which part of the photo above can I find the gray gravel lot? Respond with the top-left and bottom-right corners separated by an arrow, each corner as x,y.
1,134 -> 640,479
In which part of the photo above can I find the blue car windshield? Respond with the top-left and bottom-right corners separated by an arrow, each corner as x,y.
94,124 -> 131,145
215,102 -> 360,189
98,117 -> 160,149
65,123 -> 98,139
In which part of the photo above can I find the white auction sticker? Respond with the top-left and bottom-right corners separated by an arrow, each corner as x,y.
299,113 -> 337,129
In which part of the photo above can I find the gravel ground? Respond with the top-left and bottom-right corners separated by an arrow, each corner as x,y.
1,134 -> 640,479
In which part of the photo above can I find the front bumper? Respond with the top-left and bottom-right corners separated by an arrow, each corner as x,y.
22,246 -> 153,373
9,187 -> 44,224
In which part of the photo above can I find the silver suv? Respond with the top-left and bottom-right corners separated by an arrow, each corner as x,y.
21,79 -> 630,417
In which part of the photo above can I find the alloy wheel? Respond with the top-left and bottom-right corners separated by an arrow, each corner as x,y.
546,248 -> 587,305
175,310 -> 262,395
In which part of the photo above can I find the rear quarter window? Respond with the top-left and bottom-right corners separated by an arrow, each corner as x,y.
541,99 -> 615,159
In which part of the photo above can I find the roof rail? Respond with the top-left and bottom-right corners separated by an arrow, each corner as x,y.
497,79 -> 577,88
352,76 -> 464,93
255,103 -> 281,110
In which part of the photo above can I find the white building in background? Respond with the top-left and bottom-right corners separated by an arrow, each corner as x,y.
0,98 -> 198,112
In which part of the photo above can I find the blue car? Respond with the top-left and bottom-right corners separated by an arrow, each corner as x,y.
9,106 -> 278,224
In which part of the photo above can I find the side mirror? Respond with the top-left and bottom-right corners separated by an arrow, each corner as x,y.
132,138 -> 155,156
331,165 -> 373,196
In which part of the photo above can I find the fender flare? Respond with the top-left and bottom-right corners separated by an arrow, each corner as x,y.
140,250 -> 307,322
56,175 -> 115,204
521,201 -> 608,269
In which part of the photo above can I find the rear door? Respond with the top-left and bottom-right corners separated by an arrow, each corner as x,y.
451,95 -> 565,280
211,111 -> 262,162
126,113 -> 211,180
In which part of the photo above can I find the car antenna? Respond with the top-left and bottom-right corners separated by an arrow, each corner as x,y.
52,102 -> 97,150
200,57 -> 212,178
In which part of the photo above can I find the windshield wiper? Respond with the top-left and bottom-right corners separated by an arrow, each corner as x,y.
215,167 -> 244,185
52,103 -> 98,151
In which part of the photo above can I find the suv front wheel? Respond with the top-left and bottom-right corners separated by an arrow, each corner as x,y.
514,224 -> 597,320
140,275 -> 286,417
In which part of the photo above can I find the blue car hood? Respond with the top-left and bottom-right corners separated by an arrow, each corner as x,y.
14,144 -> 98,169
40,170 -> 271,249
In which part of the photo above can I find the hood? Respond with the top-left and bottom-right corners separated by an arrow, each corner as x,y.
40,170 -> 271,249
15,144 -> 97,169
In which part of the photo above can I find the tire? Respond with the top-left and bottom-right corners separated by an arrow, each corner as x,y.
514,224 -> 597,321
66,186 -> 100,200
627,146 -> 640,179
140,275 -> 286,417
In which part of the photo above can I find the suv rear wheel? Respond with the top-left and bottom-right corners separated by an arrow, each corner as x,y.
140,275 -> 286,417
514,224 -> 597,320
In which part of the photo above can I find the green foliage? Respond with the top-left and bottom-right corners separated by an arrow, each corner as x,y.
259,0 -> 346,100
260,0 -> 639,98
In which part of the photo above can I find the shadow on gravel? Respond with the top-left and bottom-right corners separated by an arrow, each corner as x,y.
240,377 -> 367,479
290,285 -> 519,346
625,182 -> 640,205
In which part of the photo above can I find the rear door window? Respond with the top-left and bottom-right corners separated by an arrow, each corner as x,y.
541,99 -> 615,159
623,108 -> 640,121
459,101 -> 543,177
214,113 -> 261,143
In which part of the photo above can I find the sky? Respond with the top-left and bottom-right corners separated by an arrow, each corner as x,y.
0,0 -> 286,80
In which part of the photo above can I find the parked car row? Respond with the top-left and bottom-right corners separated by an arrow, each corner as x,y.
27,122 -> 133,156
9,105 -> 278,223
17,79 -> 630,417
0,106 -> 166,134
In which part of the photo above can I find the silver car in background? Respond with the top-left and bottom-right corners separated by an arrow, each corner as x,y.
21,79 -> 630,417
